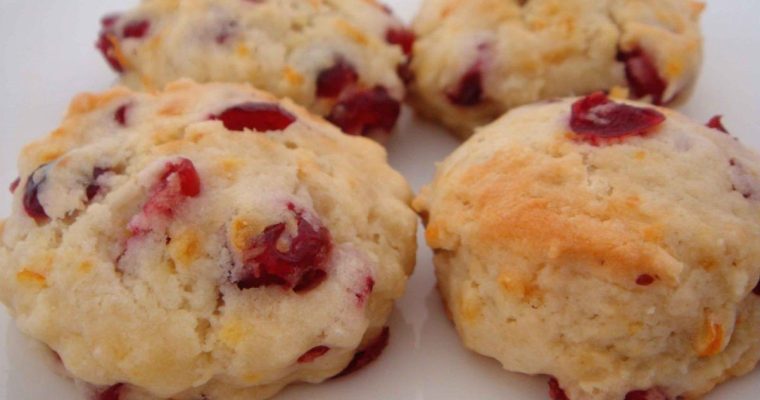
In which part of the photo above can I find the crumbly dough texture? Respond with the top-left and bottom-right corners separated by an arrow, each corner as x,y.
414,98 -> 760,400
0,80 -> 417,400
409,0 -> 704,137
106,0 -> 407,117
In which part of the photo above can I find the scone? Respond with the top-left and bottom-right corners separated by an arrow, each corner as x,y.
0,80 -> 417,400
96,0 -> 414,140
409,0 -> 704,138
414,93 -> 760,399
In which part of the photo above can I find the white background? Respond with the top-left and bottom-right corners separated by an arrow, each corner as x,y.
1,1 -> 759,399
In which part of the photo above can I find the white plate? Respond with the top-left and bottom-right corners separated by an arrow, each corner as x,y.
1,1 -> 758,399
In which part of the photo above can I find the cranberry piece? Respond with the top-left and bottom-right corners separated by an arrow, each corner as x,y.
327,86 -> 401,136
336,327 -> 390,377
317,60 -> 359,98
235,204 -> 332,292
298,346 -> 330,363
96,384 -> 124,400
122,20 -> 150,39
385,27 -> 415,57
23,165 -> 50,222
753,280 -> 760,295
706,115 -> 729,134
446,65 -> 484,106
215,21 -> 238,44
355,276 -> 375,306
9,177 -> 20,194
114,104 -> 130,126
86,167 -> 111,201
636,274 -> 655,286
211,103 -> 296,132
101,15 -> 119,29
570,92 -> 666,145
548,378 -> 570,400
128,158 -> 201,234
397,62 -> 414,85
293,269 -> 328,294
625,389 -> 669,400
96,28 -> 123,73
618,49 -> 667,105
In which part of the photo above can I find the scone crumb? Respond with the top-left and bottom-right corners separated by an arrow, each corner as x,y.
16,269 -> 47,287
609,86 -> 631,100
229,217 -> 265,252
236,44 -> 251,58
336,20 -> 369,45
244,373 -> 262,384
215,158 -> 245,180
169,230 -> 202,267
696,319 -> 725,357
283,66 -> 305,86
78,261 -> 94,274
220,319 -> 247,347
461,299 -> 482,322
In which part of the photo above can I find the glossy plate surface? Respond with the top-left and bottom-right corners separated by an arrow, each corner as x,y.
1,1 -> 759,399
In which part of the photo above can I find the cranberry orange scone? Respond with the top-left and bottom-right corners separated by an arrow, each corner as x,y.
0,80 -> 417,400
414,93 -> 760,399
96,0 -> 414,139
409,0 -> 704,138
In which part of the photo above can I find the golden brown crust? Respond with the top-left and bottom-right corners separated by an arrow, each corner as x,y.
415,97 -> 760,400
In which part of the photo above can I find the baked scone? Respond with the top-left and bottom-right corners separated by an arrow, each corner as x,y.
0,80 -> 417,400
409,0 -> 704,138
414,93 -> 760,399
96,0 -> 414,140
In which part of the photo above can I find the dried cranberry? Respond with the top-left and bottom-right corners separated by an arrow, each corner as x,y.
336,327 -> 390,377
128,158 -> 201,234
86,167 -> 111,201
625,389 -> 669,400
9,177 -> 20,194
96,27 -> 123,73
397,62 -> 414,85
355,276 -> 375,306
298,346 -> 330,363
293,269 -> 328,294
211,103 -> 296,132
548,378 -> 570,400
636,274 -> 655,286
235,205 -> 332,292
386,27 -> 415,57
23,165 -> 50,222
114,104 -> 130,126
122,20 -> 150,39
753,280 -> 760,295
570,92 -> 666,145
215,21 -> 238,44
446,65 -> 484,106
706,115 -> 729,134
317,60 -> 359,98
96,384 -> 124,400
327,86 -> 400,136
101,14 -> 119,29
618,49 -> 667,105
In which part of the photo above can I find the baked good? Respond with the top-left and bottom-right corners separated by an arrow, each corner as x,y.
414,92 -> 760,399
0,80 -> 417,400
96,0 -> 414,140
409,0 -> 704,138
